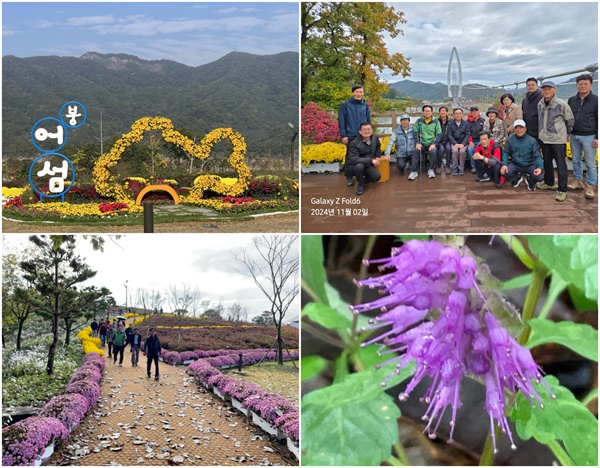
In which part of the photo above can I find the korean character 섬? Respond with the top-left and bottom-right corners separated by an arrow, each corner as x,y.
37,160 -> 69,193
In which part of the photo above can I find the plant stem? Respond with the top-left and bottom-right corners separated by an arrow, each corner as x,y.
582,388 -> 598,406
301,278 -> 322,303
387,455 -> 405,466
300,322 -> 346,350
393,442 -> 410,466
351,235 -> 378,340
479,427 -> 497,466
547,440 -> 575,466
517,264 -> 548,345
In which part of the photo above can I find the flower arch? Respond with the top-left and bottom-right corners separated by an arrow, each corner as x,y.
92,117 -> 251,201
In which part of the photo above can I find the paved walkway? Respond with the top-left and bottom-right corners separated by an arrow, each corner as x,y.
301,168 -> 598,233
47,351 -> 297,466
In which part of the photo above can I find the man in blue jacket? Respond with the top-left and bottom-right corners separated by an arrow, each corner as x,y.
383,114 -> 418,174
339,85 -> 371,186
500,120 -> 543,191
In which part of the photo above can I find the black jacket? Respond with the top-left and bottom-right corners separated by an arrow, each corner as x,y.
144,335 -> 161,358
438,117 -> 450,144
346,135 -> 381,167
448,120 -> 470,145
522,89 -> 543,138
568,92 -> 598,138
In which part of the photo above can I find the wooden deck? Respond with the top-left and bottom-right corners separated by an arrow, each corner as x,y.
301,168 -> 598,233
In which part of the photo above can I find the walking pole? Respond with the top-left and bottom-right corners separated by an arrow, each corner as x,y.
418,124 -> 423,184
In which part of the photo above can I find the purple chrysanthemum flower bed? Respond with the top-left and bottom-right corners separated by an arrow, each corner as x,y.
163,351 -> 183,365
65,380 -> 102,409
273,411 -> 299,445
221,379 -> 266,401
2,417 -> 69,466
185,349 -> 299,450
351,239 -> 555,453
82,352 -> 105,372
39,393 -> 89,432
242,392 -> 297,425
69,366 -> 102,386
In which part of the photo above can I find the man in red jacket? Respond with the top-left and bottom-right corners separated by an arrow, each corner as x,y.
471,132 -> 503,188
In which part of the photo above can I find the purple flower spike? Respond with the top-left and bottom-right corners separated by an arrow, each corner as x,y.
350,240 -> 553,454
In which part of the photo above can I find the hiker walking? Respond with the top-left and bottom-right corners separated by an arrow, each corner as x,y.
144,328 -> 162,380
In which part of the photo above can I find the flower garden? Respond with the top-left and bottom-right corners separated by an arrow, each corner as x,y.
2,117 -> 298,223
3,313 -> 299,466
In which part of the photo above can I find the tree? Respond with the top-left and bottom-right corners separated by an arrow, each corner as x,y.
301,2 -> 411,108
234,236 -> 299,364
19,236 -> 97,375
60,286 -> 113,346
226,302 -> 250,322
2,250 -> 35,350
134,287 -> 164,333
165,284 -> 202,345
252,310 -> 275,326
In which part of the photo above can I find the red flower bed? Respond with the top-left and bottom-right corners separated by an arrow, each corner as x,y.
5,196 -> 23,208
98,202 -> 129,213
301,101 -> 341,144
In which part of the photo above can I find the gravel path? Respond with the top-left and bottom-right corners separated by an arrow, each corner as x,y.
47,352 -> 297,466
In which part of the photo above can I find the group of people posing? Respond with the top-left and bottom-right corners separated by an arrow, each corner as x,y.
339,75 -> 598,201
90,318 -> 162,380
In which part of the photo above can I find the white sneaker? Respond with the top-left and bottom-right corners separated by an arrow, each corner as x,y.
408,171 -> 418,181
428,169 -> 435,179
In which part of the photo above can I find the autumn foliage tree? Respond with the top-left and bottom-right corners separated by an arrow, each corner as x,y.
301,2 -> 411,108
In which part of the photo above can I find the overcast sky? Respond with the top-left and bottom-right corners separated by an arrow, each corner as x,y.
3,234 -> 300,321
383,2 -> 598,86
2,2 -> 299,66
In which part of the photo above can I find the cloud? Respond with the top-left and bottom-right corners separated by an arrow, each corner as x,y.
2,27 -> 20,36
65,15 -> 115,26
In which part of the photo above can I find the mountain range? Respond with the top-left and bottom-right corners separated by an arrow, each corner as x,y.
389,73 -> 598,102
3,51 -> 299,158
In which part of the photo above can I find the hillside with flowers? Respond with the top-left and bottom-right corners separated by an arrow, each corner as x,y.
132,314 -> 299,352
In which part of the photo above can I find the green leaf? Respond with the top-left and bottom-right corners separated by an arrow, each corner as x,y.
396,234 -> 430,242
302,370 -> 401,466
302,355 -> 329,380
527,235 -> 598,302
325,282 -> 370,331
500,273 -> 532,291
302,302 -> 352,331
567,283 -> 598,312
538,275 -> 568,319
510,375 -> 598,466
357,345 -> 415,388
301,235 -> 329,305
525,318 -> 598,362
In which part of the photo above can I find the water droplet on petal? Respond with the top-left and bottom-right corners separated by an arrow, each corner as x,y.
380,382 -> 387,387
539,403 -> 544,409
550,394 -> 556,400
